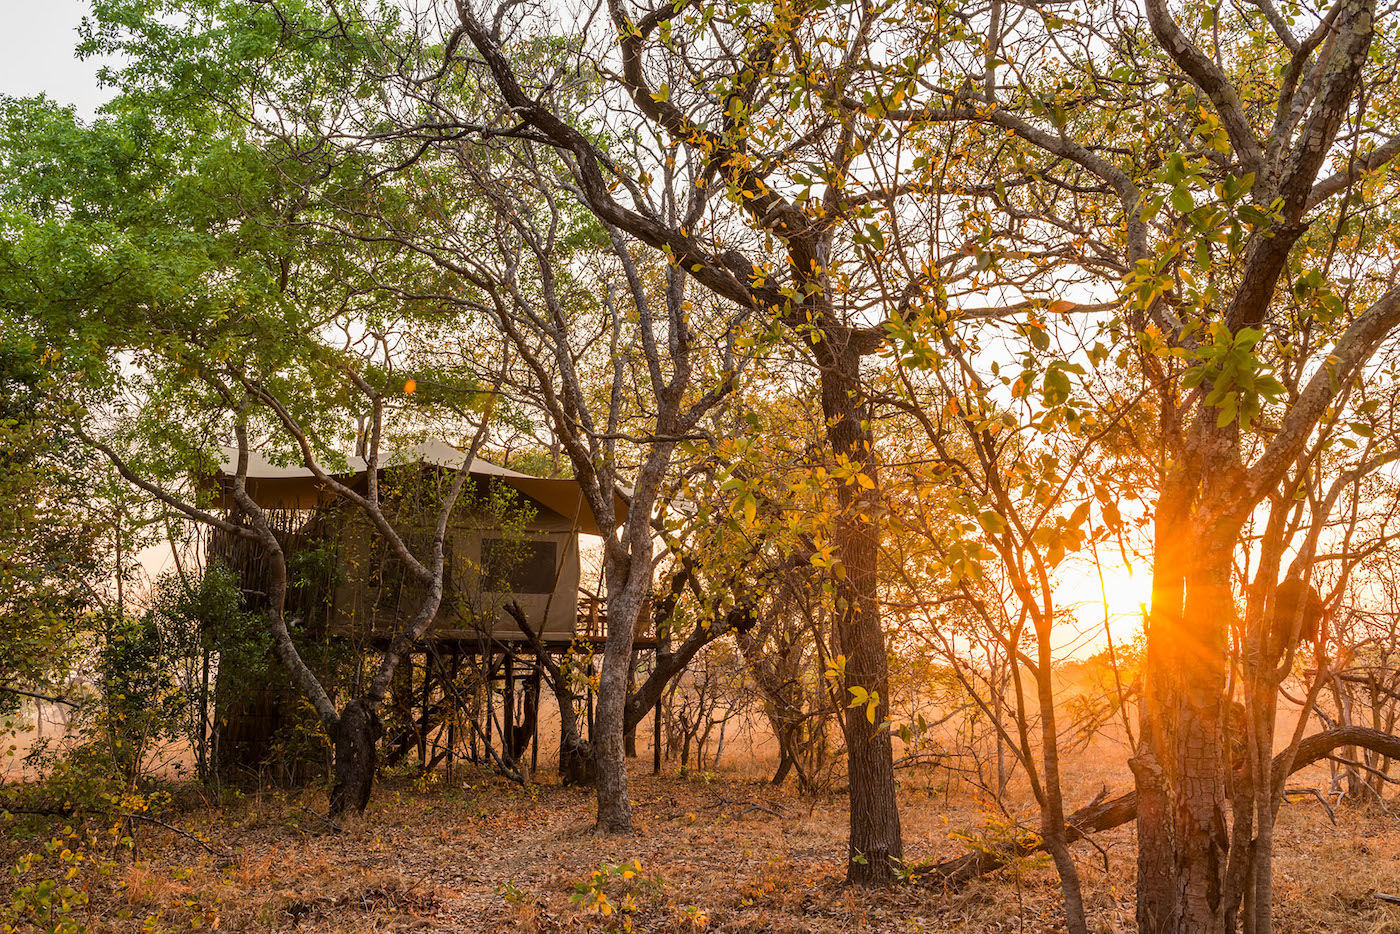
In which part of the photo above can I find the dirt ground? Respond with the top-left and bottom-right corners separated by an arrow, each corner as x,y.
3,752 -> 1399,934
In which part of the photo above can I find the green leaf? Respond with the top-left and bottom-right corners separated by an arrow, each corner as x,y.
1042,366 -> 1072,407
1216,392 -> 1238,427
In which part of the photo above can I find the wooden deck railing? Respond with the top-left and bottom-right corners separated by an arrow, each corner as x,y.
576,594 -> 655,644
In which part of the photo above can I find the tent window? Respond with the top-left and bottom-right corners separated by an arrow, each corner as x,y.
481,538 -> 557,595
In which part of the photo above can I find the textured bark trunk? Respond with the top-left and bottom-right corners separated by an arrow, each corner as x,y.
1137,484 -> 1188,933
329,698 -> 381,818
1241,670 -> 1280,934
560,734 -> 597,786
555,674 -> 596,786
509,674 -> 539,763
549,656 -> 595,786
1132,745 -> 1176,934
594,581 -> 645,832
1170,543 -> 1235,934
1174,549 -> 1231,930
624,649 -> 639,758
817,340 -> 903,885
771,750 -> 795,787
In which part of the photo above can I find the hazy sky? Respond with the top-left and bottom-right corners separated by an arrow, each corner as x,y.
1,0 -> 116,118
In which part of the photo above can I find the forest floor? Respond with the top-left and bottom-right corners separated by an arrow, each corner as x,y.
3,759 -> 1399,934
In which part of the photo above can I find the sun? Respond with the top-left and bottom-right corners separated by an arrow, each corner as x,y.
1054,556 -> 1151,652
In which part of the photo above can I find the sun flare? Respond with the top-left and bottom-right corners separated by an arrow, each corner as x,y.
1055,558 -> 1151,651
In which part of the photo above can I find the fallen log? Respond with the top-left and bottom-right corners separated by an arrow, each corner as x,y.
921,726 -> 1400,888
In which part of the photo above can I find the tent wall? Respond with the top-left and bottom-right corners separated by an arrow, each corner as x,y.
326,516 -> 582,644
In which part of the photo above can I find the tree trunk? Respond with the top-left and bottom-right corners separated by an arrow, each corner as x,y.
594,579 -> 645,832
557,680 -> 596,786
510,672 -> 539,763
1169,545 -> 1234,934
1139,486 -> 1238,934
772,750 -> 795,787
624,649 -> 639,758
816,338 -> 903,885
538,650 -> 595,787
1034,623 -> 1089,934
329,698 -> 381,818
560,734 -> 597,786
1136,484 -> 1188,933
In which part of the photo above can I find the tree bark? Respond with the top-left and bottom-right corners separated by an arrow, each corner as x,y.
1137,482 -> 1189,933
1171,543 -> 1235,934
594,572 -> 647,831
329,698 -> 381,818
1034,624 -> 1090,934
816,338 -> 903,884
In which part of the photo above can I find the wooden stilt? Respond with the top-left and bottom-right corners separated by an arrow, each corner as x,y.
485,650 -> 495,763
446,646 -> 460,783
529,658 -> 541,774
418,651 -> 431,769
504,651 -> 516,761
468,659 -> 480,763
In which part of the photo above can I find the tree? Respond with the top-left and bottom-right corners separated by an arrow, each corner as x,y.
877,301 -> 1155,934
450,0 -> 972,881
0,47 -> 499,815
0,326 -> 94,713
887,0 -> 1400,929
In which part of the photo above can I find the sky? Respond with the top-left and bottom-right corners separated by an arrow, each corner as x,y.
1,0 -> 116,118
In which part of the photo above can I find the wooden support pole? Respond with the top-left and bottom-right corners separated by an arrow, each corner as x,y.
418,651 -> 431,769
504,650 -> 515,762
485,650 -> 494,764
468,648 -> 480,763
529,658 -> 542,775
446,646 -> 460,783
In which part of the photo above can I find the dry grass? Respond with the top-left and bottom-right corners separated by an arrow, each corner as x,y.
2,751 -> 1397,933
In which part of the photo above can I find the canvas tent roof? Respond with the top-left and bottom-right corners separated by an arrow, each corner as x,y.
206,440 -> 624,535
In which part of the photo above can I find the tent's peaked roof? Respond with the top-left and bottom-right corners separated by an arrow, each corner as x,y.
395,439 -> 538,480
207,441 -> 623,534
213,442 -> 533,482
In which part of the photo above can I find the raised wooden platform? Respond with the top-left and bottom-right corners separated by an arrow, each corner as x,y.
358,595 -> 657,651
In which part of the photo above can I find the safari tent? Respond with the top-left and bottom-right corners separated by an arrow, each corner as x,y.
206,439 -> 628,645
201,440 -> 647,781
